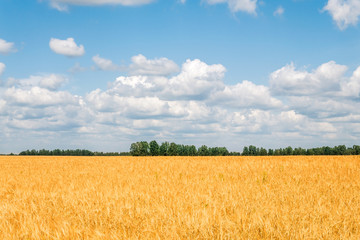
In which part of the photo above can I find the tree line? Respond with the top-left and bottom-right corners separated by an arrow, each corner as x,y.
19,149 -> 130,156
130,141 -> 360,156
16,143 -> 360,156
130,141 -> 234,156
241,145 -> 360,156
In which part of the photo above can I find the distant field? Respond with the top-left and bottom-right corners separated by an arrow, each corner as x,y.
0,156 -> 359,239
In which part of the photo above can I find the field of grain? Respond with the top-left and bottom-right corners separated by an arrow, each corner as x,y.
0,156 -> 359,239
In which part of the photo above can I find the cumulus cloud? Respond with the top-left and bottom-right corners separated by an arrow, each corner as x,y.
47,0 -> 155,11
49,38 -> 85,57
110,75 -> 161,97
286,96 -> 359,119
129,54 -> 179,76
0,39 -> 16,55
270,61 -> 348,96
2,58 -> 360,153
5,87 -> 78,107
340,66 -> 360,98
165,59 -> 225,99
323,0 -> 360,30
204,0 -> 257,14
0,63 -> 5,76
109,58 -> 227,99
8,74 -> 67,90
226,109 -> 337,138
86,91 -> 173,118
210,80 -> 282,108
92,55 -> 120,71
85,58 -> 283,123
269,61 -> 360,129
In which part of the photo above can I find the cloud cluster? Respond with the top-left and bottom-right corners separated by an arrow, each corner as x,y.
270,61 -> 360,121
270,61 -> 348,96
43,0 -> 360,30
324,0 -> 360,29
7,74 -> 68,90
47,0 -> 155,11
204,0 -> 257,14
49,38 -> 85,57
0,39 -> 16,55
1,56 -> 360,152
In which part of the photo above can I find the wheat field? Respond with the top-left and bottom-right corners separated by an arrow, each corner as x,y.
0,156 -> 359,239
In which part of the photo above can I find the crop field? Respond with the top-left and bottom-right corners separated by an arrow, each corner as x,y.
0,156 -> 359,239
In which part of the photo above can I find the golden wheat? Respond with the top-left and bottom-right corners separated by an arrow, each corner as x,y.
0,156 -> 359,239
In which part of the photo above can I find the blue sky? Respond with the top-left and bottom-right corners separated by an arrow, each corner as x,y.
1,0 -> 360,153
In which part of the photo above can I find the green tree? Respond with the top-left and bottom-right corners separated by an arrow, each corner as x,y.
218,147 -> 229,156
189,145 -> 197,156
285,146 -> 293,155
268,149 -> 274,155
149,140 -> 160,156
198,145 -> 209,156
248,145 -> 257,156
242,146 -> 249,156
138,141 -> 149,156
274,149 -> 281,155
334,145 -> 346,155
259,147 -> 267,156
159,142 -> 170,156
353,145 -> 360,155
168,142 -> 179,156
130,142 -> 141,156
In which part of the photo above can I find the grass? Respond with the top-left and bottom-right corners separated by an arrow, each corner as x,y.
0,155 -> 359,239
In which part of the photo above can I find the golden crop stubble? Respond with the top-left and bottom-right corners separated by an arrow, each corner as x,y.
0,155 -> 359,239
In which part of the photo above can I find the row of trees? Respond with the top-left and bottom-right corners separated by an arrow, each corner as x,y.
241,145 -> 360,156
19,149 -> 130,156
17,144 -> 360,156
130,141 -> 234,156
130,141 -> 360,156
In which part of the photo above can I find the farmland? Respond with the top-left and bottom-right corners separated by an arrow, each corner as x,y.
0,156 -> 359,239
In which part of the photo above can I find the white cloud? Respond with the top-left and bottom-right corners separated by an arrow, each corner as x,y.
273,6 -> 284,17
270,61 -> 347,96
86,90 -> 172,117
129,54 -> 179,76
92,55 -> 120,71
204,0 -> 257,14
227,109 -> 337,136
340,66 -> 360,98
8,74 -> 67,91
38,74 -> 68,90
287,96 -> 360,119
210,80 -> 282,108
0,39 -> 16,55
111,75 -> 158,97
0,63 -> 5,76
269,61 -> 360,129
165,59 -> 225,99
2,58 -> 360,153
110,58 -> 227,100
5,87 -> 78,107
324,0 -> 360,29
47,0 -> 155,11
49,38 -> 85,57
